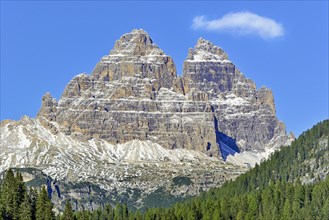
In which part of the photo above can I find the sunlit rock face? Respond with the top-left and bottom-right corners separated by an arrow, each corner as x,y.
92,29 -> 176,88
37,30 -> 219,157
36,29 -> 292,160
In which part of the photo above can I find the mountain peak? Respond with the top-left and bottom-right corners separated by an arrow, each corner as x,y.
196,37 -> 207,46
187,38 -> 230,62
130,28 -> 149,35
109,29 -> 164,56
92,29 -> 176,87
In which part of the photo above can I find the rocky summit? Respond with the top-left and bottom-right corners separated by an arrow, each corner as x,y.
0,29 -> 294,211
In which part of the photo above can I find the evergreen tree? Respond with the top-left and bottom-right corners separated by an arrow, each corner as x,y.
104,203 -> 114,219
36,186 -> 55,220
14,171 -> 26,220
0,183 -> 3,220
29,187 -> 38,220
236,210 -> 244,220
62,199 -> 75,220
212,208 -> 221,220
122,203 -> 129,220
134,210 -> 143,220
75,209 -> 90,220
282,199 -> 291,220
15,171 -> 26,206
245,193 -> 257,220
114,203 -> 123,220
1,169 -> 14,219
0,169 -> 18,220
19,192 -> 32,220
322,198 -> 329,220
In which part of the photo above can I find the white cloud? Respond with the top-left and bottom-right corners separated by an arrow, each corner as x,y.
192,11 -> 284,39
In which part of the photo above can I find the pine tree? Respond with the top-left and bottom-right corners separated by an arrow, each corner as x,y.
76,210 -> 90,220
122,203 -> 129,220
99,210 -> 108,220
282,199 -> 291,220
15,171 -> 26,206
1,169 -> 17,220
291,199 -> 300,220
103,203 -> 114,219
202,211 -> 212,220
212,208 -> 221,220
114,203 -> 123,220
0,183 -> 3,220
236,210 -> 244,220
220,199 -> 230,220
322,198 -> 329,220
245,193 -> 257,220
29,187 -> 38,220
19,192 -> 32,220
36,186 -> 55,220
134,210 -> 143,220
62,199 -> 75,220
0,169 -> 28,220
14,170 -> 26,220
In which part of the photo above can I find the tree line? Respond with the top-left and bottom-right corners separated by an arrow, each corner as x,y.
2,168 -> 328,220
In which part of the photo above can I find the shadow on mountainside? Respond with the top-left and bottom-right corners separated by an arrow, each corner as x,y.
213,115 -> 240,160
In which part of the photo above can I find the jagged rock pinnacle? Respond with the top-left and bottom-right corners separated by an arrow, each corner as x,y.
91,29 -> 176,88
187,37 -> 230,62
110,29 -> 164,56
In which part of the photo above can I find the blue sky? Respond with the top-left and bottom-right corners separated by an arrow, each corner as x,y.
1,1 -> 328,137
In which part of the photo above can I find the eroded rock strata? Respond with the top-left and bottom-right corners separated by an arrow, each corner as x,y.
38,29 -> 293,159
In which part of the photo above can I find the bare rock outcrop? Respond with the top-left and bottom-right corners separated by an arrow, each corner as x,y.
92,29 -> 176,89
182,38 -> 292,155
37,29 -> 293,159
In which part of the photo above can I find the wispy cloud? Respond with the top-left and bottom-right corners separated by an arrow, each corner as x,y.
192,12 -> 284,39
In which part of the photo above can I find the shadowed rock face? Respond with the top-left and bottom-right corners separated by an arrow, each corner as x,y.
37,29 -> 293,159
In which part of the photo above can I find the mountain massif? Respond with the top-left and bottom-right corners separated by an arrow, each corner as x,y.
0,29 -> 294,211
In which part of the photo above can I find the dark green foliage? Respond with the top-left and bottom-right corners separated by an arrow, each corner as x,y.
62,200 -> 75,220
0,169 -> 56,220
70,177 -> 328,220
36,186 -> 55,220
19,192 -> 32,220
0,169 -> 26,220
69,177 -> 329,220
29,188 -> 38,220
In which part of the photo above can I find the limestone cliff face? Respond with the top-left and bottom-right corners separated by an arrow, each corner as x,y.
37,29 -> 293,160
182,38 -> 289,154
92,29 -> 176,89
183,38 -> 256,97
38,30 -> 219,157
